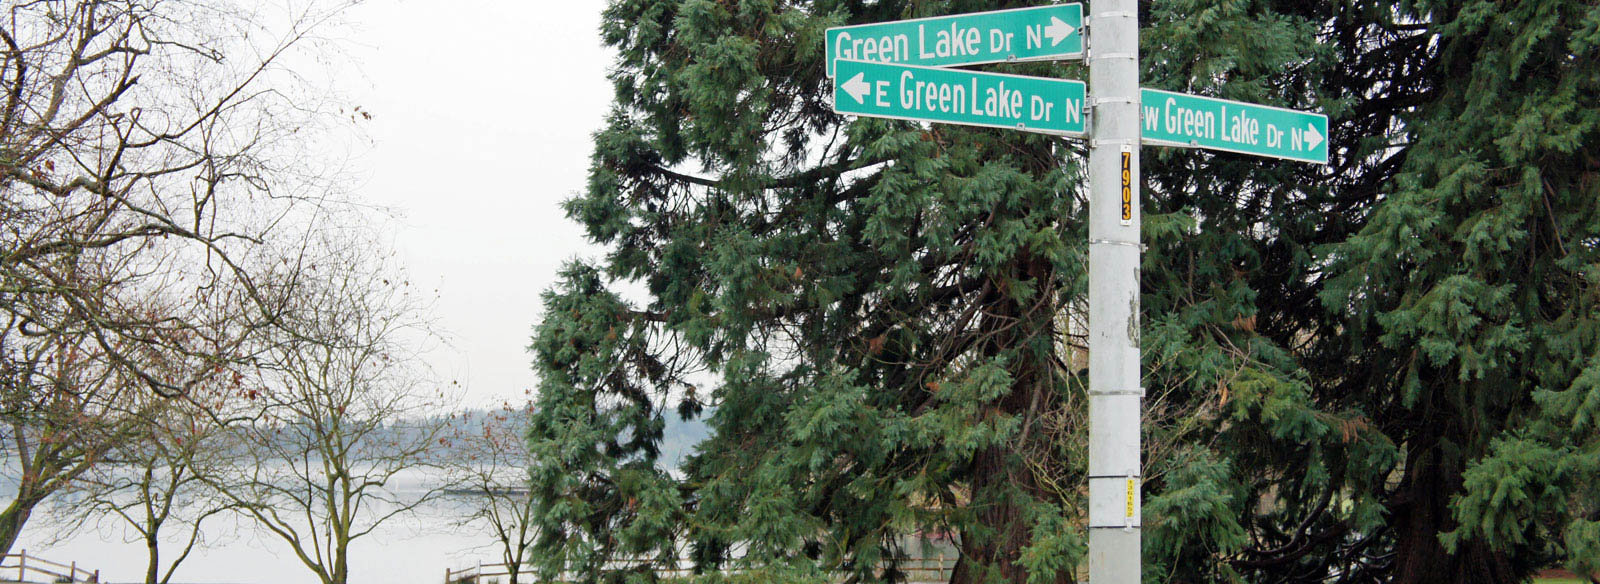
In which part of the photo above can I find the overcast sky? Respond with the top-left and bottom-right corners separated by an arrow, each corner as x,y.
342,0 -> 613,407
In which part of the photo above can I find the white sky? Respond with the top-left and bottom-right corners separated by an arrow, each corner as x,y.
342,0 -> 613,407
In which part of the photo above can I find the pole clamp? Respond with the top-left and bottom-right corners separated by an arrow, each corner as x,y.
1092,52 -> 1138,60
1088,388 -> 1146,396
1090,97 -> 1139,107
1088,238 -> 1144,250
1090,10 -> 1136,20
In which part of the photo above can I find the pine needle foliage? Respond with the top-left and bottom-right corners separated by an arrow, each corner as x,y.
1320,1 -> 1600,581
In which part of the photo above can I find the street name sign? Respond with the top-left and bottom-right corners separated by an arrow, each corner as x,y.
1141,89 -> 1329,164
826,4 -> 1083,77
833,59 -> 1086,136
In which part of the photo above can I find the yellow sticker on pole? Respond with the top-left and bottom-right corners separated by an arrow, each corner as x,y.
1120,145 -> 1133,226
1125,478 -> 1136,518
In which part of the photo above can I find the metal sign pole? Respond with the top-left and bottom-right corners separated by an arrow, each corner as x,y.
1085,0 -> 1141,582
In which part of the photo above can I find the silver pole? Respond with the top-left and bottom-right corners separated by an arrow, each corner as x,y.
1086,0 -> 1141,582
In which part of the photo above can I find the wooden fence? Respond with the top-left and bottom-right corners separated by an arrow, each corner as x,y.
445,556 -> 958,584
0,550 -> 98,583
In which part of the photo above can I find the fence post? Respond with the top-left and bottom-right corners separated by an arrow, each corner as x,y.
71,561 -> 77,582
19,549 -> 26,582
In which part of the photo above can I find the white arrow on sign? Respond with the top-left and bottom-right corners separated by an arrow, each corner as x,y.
1045,17 -> 1075,46
1303,124 -> 1324,150
842,72 -> 871,104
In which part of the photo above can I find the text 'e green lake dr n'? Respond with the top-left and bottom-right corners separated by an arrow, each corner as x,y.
833,59 -> 1087,136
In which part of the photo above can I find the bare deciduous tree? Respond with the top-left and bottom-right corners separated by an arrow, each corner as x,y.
442,401 -> 538,584
211,239 -> 453,584
61,380 -> 243,584
0,326 -> 151,554
0,0 -> 358,554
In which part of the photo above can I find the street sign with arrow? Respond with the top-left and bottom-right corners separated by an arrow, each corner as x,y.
826,4 -> 1083,77
833,59 -> 1086,136
1141,89 -> 1329,164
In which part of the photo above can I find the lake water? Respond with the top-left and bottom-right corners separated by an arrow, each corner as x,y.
14,469 -> 508,584
8,419 -> 710,584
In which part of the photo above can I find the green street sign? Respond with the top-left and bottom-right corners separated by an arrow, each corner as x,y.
826,4 -> 1083,78
1141,89 -> 1329,164
833,59 -> 1086,136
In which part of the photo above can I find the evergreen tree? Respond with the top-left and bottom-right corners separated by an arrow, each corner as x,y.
525,1 -> 1599,583
1321,1 -> 1600,581
525,1 -> 1109,580
1134,1 -> 1429,581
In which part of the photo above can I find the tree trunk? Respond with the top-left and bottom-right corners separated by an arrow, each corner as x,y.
502,538 -> 521,584
1389,414 -> 1516,584
950,443 -> 1039,584
145,535 -> 161,584
950,256 -> 1064,584
333,540 -> 348,584
0,493 -> 45,557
